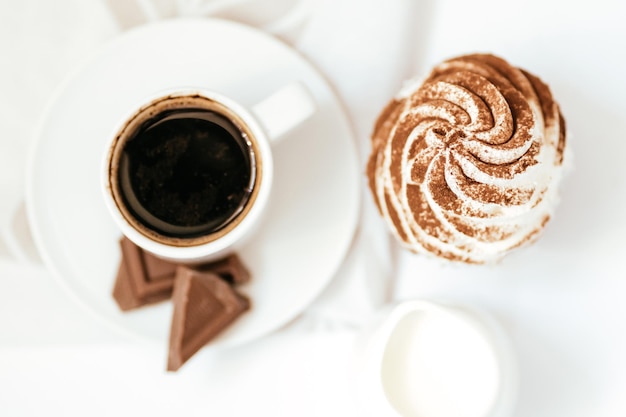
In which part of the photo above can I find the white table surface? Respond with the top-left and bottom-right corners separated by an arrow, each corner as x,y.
2,1 -> 626,416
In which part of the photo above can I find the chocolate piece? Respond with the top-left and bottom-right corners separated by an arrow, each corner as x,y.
112,237 -> 177,311
195,254 -> 251,285
167,267 -> 250,372
143,251 -> 178,282
112,239 -> 252,313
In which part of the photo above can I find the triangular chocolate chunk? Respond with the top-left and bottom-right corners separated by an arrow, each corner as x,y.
167,267 -> 250,371
112,238 -> 177,311
120,237 -> 176,297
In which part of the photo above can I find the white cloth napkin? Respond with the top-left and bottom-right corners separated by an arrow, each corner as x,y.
284,0 -> 417,328
0,0 -> 119,262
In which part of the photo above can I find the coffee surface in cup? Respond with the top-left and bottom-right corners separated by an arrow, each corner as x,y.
117,108 -> 253,238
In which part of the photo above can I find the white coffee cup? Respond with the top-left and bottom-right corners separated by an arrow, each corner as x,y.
354,300 -> 517,417
102,82 -> 315,263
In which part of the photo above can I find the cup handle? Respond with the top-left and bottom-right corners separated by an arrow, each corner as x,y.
252,81 -> 316,144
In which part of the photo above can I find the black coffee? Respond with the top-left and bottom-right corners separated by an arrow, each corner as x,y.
117,108 -> 254,238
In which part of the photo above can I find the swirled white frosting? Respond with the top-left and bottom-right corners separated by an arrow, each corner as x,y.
367,54 -> 567,264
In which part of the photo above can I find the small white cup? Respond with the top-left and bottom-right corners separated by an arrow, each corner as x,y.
102,82 -> 315,263
354,300 -> 517,417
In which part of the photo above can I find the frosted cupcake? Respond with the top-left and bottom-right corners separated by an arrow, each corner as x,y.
367,54 -> 567,264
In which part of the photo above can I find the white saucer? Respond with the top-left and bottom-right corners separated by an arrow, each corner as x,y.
26,19 -> 360,348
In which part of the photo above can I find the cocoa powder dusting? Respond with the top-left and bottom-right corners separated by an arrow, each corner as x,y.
367,97 -> 407,213
367,54 -> 567,263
